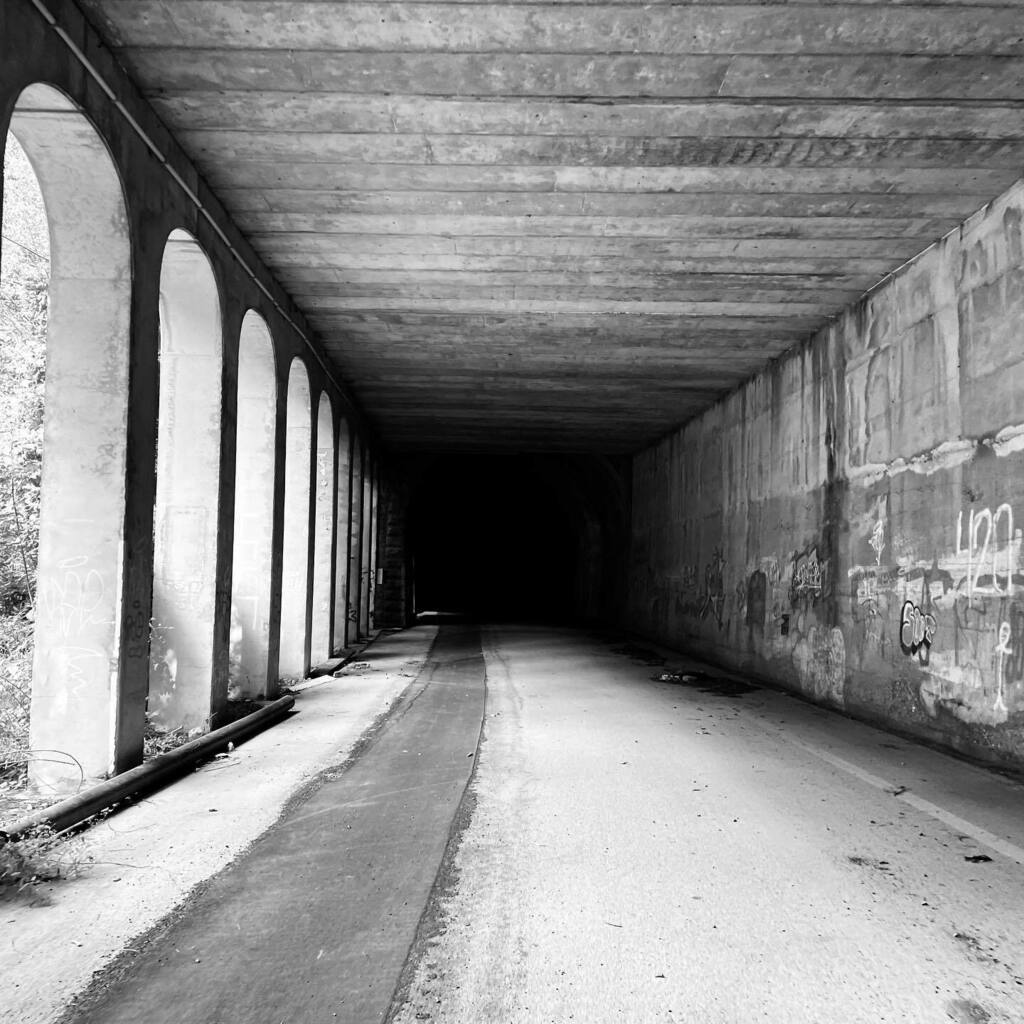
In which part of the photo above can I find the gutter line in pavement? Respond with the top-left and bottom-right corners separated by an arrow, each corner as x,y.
384,649 -> 489,1023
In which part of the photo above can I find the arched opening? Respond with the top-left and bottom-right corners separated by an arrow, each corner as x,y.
229,310 -> 276,699
2,85 -> 131,789
279,359 -> 312,681
359,455 -> 374,638
148,230 -> 223,735
347,441 -> 364,639
309,392 -> 335,665
332,416 -> 352,652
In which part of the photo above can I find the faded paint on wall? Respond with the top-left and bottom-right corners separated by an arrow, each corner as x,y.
628,176 -> 1024,769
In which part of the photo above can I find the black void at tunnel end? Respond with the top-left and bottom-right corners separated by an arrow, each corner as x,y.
403,454 -> 630,626
60,626 -> 487,1024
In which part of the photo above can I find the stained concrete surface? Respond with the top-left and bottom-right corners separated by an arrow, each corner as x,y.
1,627 -> 438,1024
60,625 -> 486,1024
394,625 -> 1024,1024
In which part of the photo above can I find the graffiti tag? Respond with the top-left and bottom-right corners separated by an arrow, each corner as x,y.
900,600 -> 936,665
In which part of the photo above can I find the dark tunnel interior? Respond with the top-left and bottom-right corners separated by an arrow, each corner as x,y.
408,456 -> 599,623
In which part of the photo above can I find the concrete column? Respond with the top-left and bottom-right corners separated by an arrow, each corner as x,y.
332,418 -> 352,653
11,87 -> 132,789
374,479 -> 413,629
348,442 -> 364,643
359,456 -> 374,638
229,311 -> 276,699
369,469 -> 381,631
310,392 -> 334,665
278,359 -> 311,681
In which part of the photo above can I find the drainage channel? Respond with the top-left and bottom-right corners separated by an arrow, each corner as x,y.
60,624 -> 487,1024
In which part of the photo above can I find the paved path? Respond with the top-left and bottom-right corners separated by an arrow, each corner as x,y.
60,623 -> 1024,1024
394,625 -> 1024,1024
64,625 -> 485,1024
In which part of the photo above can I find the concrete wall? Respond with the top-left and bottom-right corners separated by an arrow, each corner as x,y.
628,176 -> 1024,770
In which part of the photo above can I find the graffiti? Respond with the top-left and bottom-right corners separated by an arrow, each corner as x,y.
125,598 -> 149,659
793,625 -> 846,707
733,579 -> 747,624
1006,602 -> 1024,684
159,577 -> 207,613
848,564 -> 901,618
954,503 -> 1021,598
39,557 -> 108,639
790,546 -> 826,603
761,557 -> 781,587
994,621 -> 1012,715
888,676 -> 921,717
746,570 -> 767,632
869,517 -> 885,566
680,564 -> 699,593
698,548 -> 725,628
899,600 -> 937,665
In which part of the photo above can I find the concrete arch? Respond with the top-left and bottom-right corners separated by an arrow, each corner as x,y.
359,454 -> 374,638
278,357 -> 312,681
3,84 -> 132,789
369,465 -> 381,633
310,391 -> 335,665
333,416 -> 353,652
149,228 -> 224,734
229,310 -> 277,699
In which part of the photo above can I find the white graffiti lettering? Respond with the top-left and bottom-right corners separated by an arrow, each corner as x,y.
955,504 -> 1019,598
900,600 -> 936,664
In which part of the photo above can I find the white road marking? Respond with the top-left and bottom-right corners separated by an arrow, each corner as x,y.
783,734 -> 1024,866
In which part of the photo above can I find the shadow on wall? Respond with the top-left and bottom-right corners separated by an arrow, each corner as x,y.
407,455 -> 627,624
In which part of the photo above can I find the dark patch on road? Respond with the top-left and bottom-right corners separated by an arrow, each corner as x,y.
848,854 -> 892,871
611,643 -> 667,666
61,625 -> 487,1024
946,997 -> 993,1023
654,670 -> 759,697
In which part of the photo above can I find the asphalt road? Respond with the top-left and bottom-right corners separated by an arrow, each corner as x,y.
62,625 -> 486,1024
61,623 -> 1024,1024
394,625 -> 1024,1024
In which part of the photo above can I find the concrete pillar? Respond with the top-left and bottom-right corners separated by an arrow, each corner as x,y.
374,478 -> 414,629
10,86 -> 132,790
278,359 -> 311,681
369,469 -> 381,631
332,418 -> 352,653
310,392 -> 334,665
359,456 -> 374,638
348,442 -> 364,642
229,311 -> 276,699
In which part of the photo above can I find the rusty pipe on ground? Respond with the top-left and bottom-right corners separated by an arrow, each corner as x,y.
0,695 -> 295,842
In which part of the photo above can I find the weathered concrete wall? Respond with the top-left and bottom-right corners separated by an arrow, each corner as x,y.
628,176 -> 1024,769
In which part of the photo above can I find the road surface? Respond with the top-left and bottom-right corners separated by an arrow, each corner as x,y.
64,624 -> 1024,1024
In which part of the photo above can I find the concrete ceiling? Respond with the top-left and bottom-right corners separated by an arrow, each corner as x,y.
79,1 -> 1024,453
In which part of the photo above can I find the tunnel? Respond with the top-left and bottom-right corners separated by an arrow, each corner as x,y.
3,0 -> 1024,804
3,3 -> 1024,1020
